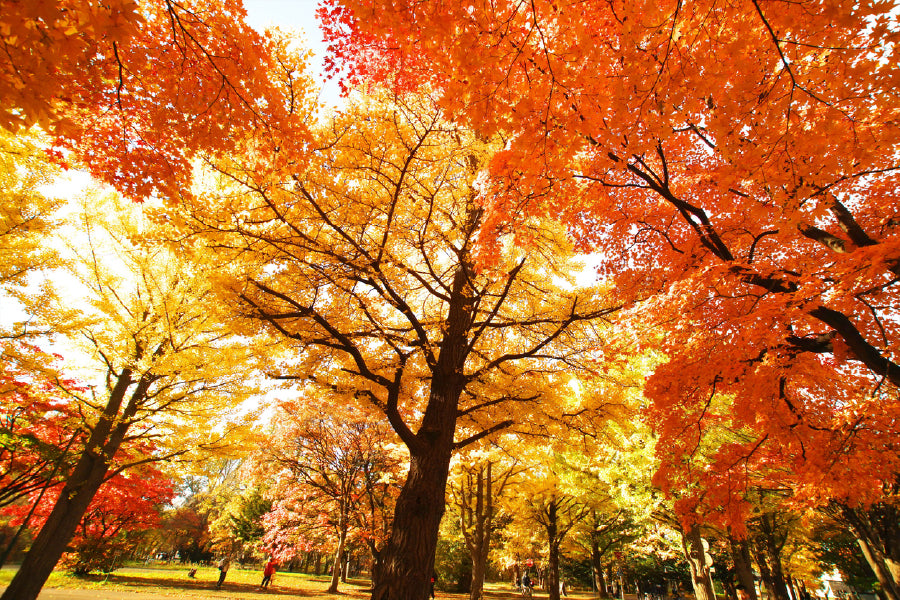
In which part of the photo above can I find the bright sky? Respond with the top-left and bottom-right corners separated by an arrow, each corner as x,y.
242,0 -> 342,106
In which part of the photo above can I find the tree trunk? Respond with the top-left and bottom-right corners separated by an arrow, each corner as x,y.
786,576 -> 798,600
682,524 -> 716,600
854,532 -> 900,600
464,462 -> 493,600
757,517 -> 791,600
0,370 -> 144,600
591,537 -> 608,598
541,498 -> 562,600
328,507 -> 349,592
729,532 -> 759,600
838,504 -> 900,600
753,539 -> 775,600
370,414 -> 454,600
370,253 -> 477,600
548,539 -> 561,600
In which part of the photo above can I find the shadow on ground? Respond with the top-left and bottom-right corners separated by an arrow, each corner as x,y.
74,572 -> 371,597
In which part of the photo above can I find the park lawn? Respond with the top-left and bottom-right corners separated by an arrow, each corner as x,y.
0,564 -> 373,598
0,564 -> 594,599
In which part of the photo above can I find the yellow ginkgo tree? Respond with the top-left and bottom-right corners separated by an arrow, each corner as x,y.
2,190 -> 263,600
174,89 -> 620,600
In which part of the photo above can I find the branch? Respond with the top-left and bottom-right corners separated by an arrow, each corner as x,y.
453,419 -> 515,450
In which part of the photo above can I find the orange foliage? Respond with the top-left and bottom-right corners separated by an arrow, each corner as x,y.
1,0 -> 312,201
322,0 -> 900,526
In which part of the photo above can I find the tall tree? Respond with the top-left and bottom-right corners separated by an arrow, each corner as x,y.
0,191 -> 261,600
321,0 -> 900,524
176,90 -> 618,600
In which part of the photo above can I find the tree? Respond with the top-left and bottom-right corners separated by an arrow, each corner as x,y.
175,90 -> 618,600
1,0 -> 314,203
0,190 -> 261,600
257,402 -> 402,592
823,494 -> 900,600
449,450 -> 519,600
0,128 -> 61,300
320,0 -> 900,525
209,484 -> 272,564
5,463 -> 174,574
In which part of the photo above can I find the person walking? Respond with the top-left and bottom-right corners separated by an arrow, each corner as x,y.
215,556 -> 231,590
261,557 -> 278,589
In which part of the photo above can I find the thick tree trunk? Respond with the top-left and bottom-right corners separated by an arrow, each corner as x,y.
548,539 -> 561,600
0,370 -> 143,600
682,525 -> 716,600
545,500 -> 561,600
729,533 -> 759,600
370,423 -> 454,600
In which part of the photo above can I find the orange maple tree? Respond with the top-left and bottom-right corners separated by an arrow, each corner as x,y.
321,0 -> 900,525
1,0 -> 310,201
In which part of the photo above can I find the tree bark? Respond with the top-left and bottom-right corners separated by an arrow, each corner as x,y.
729,532 -> 759,600
755,516 -> 791,600
682,524 -> 716,600
753,537 -> 776,600
0,370 -> 147,600
591,537 -> 608,597
371,373 -> 459,600
463,462 -> 492,600
370,439 -> 453,599
547,500 -> 561,600
328,505 -> 349,592
837,503 -> 900,600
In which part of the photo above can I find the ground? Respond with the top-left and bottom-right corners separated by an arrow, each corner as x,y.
0,564 -> 601,600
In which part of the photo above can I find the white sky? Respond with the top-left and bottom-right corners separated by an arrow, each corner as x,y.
242,0 -> 343,107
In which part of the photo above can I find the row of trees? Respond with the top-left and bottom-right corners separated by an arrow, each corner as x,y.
2,0 -> 899,599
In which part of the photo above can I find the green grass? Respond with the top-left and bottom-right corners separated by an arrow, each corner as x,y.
0,564 -> 373,598
0,563 -> 599,599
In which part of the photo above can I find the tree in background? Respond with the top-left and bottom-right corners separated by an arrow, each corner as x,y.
209,485 -> 272,564
448,448 -> 520,599
5,462 -> 174,574
256,402 -> 403,592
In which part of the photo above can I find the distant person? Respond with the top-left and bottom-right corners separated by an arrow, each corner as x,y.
737,584 -> 751,600
261,557 -> 278,589
430,571 -> 437,599
521,572 -> 534,598
215,556 -> 231,590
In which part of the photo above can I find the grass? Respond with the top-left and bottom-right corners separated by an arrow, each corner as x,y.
0,564 -> 371,599
0,563 -> 598,599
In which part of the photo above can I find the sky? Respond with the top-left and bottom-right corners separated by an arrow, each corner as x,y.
242,0 -> 342,106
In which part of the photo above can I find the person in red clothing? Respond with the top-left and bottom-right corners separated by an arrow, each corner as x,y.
260,557 -> 278,589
